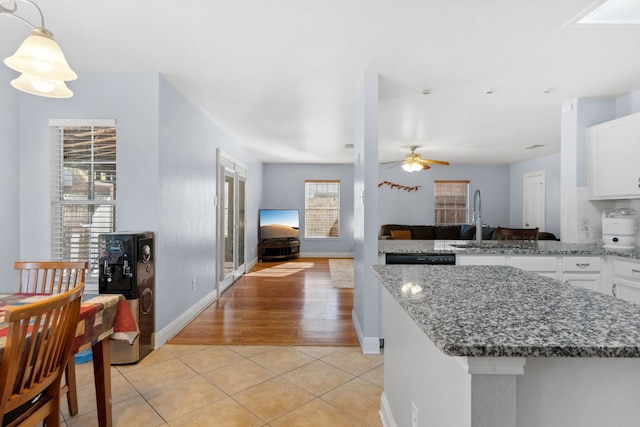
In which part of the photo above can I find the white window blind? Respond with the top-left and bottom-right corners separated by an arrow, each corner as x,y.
304,180 -> 340,238
434,180 -> 469,225
50,119 -> 116,285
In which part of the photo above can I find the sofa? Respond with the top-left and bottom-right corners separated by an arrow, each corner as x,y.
378,224 -> 558,240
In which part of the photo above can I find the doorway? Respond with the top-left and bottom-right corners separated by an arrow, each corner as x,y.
217,150 -> 247,294
523,171 -> 545,230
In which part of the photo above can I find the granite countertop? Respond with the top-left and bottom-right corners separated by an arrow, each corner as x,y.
378,239 -> 640,259
373,264 -> 640,358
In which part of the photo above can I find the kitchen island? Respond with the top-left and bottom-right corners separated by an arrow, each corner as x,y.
378,238 -> 640,259
373,264 -> 640,427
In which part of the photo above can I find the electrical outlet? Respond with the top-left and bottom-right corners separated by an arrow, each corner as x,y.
581,218 -> 589,231
411,401 -> 419,427
192,278 -> 197,290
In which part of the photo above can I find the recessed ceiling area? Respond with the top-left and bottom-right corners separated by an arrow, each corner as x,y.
3,0 -> 639,165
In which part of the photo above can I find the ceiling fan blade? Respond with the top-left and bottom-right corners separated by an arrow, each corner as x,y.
420,158 -> 450,166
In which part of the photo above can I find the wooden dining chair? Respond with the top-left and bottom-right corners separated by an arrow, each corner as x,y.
13,261 -> 87,417
496,227 -> 539,241
0,283 -> 84,427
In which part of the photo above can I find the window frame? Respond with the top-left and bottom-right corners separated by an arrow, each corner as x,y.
434,180 -> 470,226
50,119 -> 117,287
304,180 -> 341,239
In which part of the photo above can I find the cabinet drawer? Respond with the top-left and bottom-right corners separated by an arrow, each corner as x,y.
510,256 -> 557,271
562,256 -> 601,273
613,259 -> 640,281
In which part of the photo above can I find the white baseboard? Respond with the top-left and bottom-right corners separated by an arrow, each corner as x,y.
379,392 -> 397,427
352,309 -> 381,354
246,257 -> 258,271
300,252 -> 354,258
154,289 -> 218,348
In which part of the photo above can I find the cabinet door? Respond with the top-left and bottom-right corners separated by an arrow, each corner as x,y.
456,255 -> 506,266
613,277 -> 640,304
589,113 -> 640,199
510,256 -> 560,279
564,274 -> 601,292
613,258 -> 640,280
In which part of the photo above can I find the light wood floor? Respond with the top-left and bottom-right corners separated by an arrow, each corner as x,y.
169,258 -> 359,346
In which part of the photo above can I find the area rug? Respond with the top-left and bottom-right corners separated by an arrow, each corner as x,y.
329,258 -> 354,288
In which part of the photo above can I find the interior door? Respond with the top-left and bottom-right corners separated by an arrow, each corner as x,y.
217,150 -> 247,294
523,171 -> 545,230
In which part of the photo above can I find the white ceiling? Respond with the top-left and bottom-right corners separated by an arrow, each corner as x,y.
4,0 -> 640,165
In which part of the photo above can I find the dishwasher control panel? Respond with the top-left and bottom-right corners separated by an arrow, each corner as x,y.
385,253 -> 456,265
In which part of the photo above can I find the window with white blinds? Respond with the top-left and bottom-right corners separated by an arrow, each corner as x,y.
304,180 -> 340,238
434,180 -> 469,225
50,119 -> 116,285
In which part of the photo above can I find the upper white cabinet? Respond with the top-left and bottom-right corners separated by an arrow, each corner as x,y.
588,112 -> 640,199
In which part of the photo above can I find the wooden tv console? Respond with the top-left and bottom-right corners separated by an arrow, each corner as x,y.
258,239 -> 300,262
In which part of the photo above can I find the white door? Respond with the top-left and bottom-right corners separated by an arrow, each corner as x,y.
217,150 -> 247,294
523,171 -> 545,230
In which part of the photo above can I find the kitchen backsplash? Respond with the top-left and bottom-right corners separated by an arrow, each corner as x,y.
563,187 -> 640,246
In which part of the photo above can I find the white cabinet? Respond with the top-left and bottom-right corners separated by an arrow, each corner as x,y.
562,256 -> 601,292
612,258 -> 640,304
457,255 -> 605,289
511,256 -> 560,280
588,112 -> 640,200
456,255 -> 506,266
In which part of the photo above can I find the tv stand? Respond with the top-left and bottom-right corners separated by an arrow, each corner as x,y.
259,239 -> 300,262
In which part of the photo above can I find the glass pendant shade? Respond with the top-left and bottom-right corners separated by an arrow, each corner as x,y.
4,28 -> 77,81
402,161 -> 423,172
11,73 -> 73,98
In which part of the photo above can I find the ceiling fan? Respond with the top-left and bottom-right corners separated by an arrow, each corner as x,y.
385,146 -> 450,172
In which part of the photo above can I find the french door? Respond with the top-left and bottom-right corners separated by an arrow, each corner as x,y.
217,150 -> 247,294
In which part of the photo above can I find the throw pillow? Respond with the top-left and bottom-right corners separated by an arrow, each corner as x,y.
390,230 -> 412,240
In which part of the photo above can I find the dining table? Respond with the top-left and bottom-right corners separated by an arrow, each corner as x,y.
0,292 -> 139,427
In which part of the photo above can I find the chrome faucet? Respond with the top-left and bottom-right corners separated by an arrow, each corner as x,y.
473,189 -> 482,243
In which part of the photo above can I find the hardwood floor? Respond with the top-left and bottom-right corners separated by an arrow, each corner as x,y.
169,258 -> 359,346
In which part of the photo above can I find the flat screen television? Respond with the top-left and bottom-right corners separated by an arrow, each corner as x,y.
259,209 -> 299,240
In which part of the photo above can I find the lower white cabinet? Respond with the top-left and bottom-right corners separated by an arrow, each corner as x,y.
612,258 -> 640,304
562,256 -> 602,292
511,256 -> 559,280
456,255 -> 506,266
563,275 -> 600,292
457,255 -> 603,290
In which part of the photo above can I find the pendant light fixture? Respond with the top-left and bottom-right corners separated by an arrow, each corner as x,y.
0,0 -> 76,98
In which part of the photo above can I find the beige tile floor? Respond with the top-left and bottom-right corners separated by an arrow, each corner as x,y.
59,345 -> 384,426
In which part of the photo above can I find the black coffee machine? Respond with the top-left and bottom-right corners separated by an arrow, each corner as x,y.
98,232 -> 154,364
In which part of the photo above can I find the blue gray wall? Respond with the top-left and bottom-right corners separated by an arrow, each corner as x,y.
377,163 -> 511,229
0,66 -> 20,286
1,72 -> 263,345
158,75 -> 263,328
262,164 -> 353,256
263,161 -> 525,251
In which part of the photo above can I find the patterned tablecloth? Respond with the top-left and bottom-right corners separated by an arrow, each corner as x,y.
0,292 -> 126,358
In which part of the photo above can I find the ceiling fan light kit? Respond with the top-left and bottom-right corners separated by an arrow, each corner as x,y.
1,0 -> 77,98
399,146 -> 450,172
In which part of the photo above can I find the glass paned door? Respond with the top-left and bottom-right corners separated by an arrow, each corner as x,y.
237,177 -> 245,272
223,171 -> 235,280
217,150 -> 247,294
